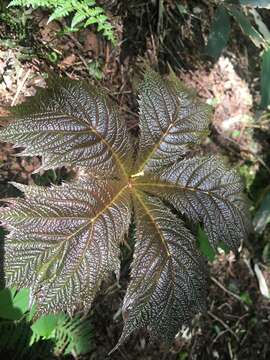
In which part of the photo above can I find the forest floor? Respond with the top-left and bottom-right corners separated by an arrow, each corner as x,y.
0,1 -> 270,359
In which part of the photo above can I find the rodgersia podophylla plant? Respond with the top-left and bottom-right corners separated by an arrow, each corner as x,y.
0,69 -> 250,349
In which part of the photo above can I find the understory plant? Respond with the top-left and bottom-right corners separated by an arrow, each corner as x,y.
0,69 -> 250,349
8,0 -> 115,43
0,287 -> 92,357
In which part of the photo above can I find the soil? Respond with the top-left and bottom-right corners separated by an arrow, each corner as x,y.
0,1 -> 270,359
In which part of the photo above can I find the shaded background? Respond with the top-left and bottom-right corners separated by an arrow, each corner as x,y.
0,0 -> 270,359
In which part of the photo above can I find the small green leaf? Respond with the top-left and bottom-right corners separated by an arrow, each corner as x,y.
0,288 -> 23,320
27,303 -> 36,322
197,226 -> 216,262
240,0 -> 270,8
47,51 -> 59,64
238,163 -> 256,192
249,9 -> 270,42
260,47 -> 270,109
213,324 -> 221,334
31,313 -> 63,338
13,288 -> 30,314
262,243 -> 270,265
229,6 -> 266,48
205,5 -> 231,59
240,292 -> 253,305
176,4 -> 188,15
87,60 -> 104,80
178,351 -> 188,360
253,191 -> 270,233
232,129 -> 241,138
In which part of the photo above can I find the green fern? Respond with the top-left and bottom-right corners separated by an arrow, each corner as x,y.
31,312 -> 93,356
53,314 -> 93,356
0,288 -> 93,358
8,0 -> 116,43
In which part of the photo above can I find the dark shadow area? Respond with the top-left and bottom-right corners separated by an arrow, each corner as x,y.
115,0 -> 210,72
118,0 -> 158,63
0,319 -> 33,359
0,288 -> 23,320
0,319 -> 56,360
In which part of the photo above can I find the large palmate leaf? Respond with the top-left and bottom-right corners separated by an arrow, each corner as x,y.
0,78 -> 132,177
0,69 -> 250,350
117,193 -> 208,346
134,156 -> 249,252
1,178 -> 131,314
136,69 -> 211,173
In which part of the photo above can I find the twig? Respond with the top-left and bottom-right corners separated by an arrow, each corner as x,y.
208,311 -> 238,341
227,341 -> 234,360
77,53 -> 89,70
66,32 -> 84,51
212,329 -> 230,344
211,276 -> 243,303
12,69 -> 31,107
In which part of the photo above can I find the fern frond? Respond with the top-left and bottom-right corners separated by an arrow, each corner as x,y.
53,314 -> 92,356
8,0 -> 116,43
31,312 -> 92,356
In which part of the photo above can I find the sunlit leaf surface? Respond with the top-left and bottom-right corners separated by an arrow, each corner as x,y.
136,69 -> 210,172
0,78 -> 132,177
1,178 -> 131,314
0,70 -> 250,348
118,193 -> 208,346
135,156 -> 249,252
